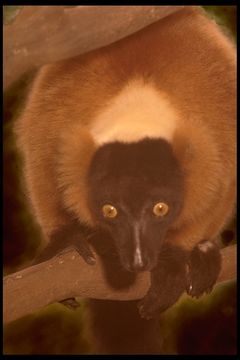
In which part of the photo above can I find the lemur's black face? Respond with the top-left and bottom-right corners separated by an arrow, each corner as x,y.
88,138 -> 184,272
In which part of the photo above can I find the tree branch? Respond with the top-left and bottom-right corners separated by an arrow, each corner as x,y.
3,5 -> 185,90
3,244 -> 236,324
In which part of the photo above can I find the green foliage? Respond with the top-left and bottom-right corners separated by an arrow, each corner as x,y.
4,303 -> 90,354
161,281 -> 236,354
3,6 -> 23,25
4,71 -> 42,272
203,6 -> 236,40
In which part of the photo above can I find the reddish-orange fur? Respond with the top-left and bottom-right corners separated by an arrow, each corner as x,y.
15,7 -> 236,252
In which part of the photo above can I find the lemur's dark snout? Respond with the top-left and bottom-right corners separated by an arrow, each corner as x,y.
131,262 -> 148,272
124,255 -> 153,273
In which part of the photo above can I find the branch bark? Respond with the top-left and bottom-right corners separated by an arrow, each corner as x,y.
3,244 -> 236,324
3,5 -> 185,90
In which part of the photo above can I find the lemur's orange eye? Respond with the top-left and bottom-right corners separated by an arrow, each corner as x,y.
102,204 -> 118,218
153,202 -> 169,217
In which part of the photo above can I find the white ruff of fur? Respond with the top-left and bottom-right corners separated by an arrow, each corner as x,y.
90,80 -> 177,145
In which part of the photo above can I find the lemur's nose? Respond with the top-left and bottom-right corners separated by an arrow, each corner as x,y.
130,251 -> 151,272
132,262 -> 145,271
133,250 -> 144,270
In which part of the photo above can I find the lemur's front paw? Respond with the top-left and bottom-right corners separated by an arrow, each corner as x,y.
138,244 -> 187,319
138,272 -> 186,320
186,240 -> 221,298
33,223 -> 96,266
73,241 -> 96,265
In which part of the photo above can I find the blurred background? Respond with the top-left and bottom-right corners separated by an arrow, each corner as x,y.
3,6 -> 236,355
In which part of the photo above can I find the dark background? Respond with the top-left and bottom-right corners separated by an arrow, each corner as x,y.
3,6 -> 237,355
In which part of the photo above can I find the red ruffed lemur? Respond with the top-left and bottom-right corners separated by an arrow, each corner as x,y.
14,7 -> 236,354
